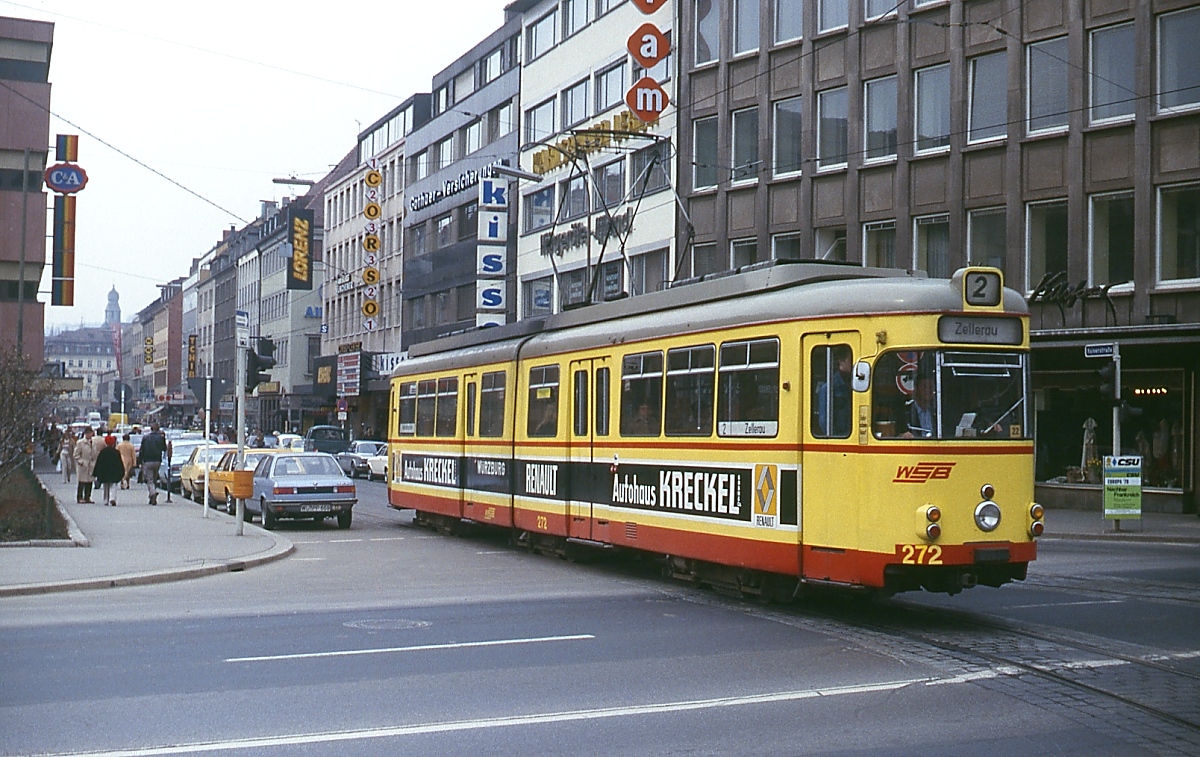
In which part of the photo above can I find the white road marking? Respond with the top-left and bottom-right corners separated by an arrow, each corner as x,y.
369,537 -> 405,542
476,550 -> 511,554
27,676 -> 934,756
225,634 -> 596,663
1005,599 -> 1125,609
292,558 -> 326,562
328,538 -> 362,543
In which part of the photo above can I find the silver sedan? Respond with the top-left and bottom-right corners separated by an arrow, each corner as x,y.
250,452 -> 356,530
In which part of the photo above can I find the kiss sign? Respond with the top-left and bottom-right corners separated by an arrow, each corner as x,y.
44,163 -> 88,194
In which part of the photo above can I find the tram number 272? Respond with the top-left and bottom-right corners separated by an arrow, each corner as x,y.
900,544 -> 944,565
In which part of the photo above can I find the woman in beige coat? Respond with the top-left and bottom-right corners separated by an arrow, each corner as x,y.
74,428 -> 99,503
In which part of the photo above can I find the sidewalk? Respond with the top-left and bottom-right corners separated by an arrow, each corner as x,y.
0,458 -> 293,597
0,457 -> 1196,598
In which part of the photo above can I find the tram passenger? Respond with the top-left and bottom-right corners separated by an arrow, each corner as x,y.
902,373 -> 937,438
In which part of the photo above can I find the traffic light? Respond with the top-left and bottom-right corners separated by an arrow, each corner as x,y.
1118,400 -> 1143,424
1097,360 -> 1117,403
245,338 -> 277,392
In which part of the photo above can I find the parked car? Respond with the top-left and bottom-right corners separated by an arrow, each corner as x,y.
336,440 -> 386,478
207,448 -> 284,512
249,452 -> 357,530
275,433 -> 303,451
366,452 -> 389,482
159,439 -> 206,492
302,425 -> 351,454
179,444 -> 235,502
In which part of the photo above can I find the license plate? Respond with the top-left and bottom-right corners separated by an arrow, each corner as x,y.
300,504 -> 332,512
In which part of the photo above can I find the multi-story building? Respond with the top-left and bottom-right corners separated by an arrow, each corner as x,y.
509,0 -> 678,317
672,0 -> 1199,511
0,15 -> 52,366
43,324 -> 118,420
402,21 -> 521,347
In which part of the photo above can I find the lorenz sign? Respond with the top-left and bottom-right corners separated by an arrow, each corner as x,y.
287,206 -> 314,291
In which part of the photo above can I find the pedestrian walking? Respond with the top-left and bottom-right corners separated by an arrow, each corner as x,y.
116,433 -> 137,489
138,423 -> 170,505
58,430 -> 75,483
73,427 -> 99,503
94,435 -> 125,506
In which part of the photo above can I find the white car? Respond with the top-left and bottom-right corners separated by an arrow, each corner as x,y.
275,433 -> 304,451
366,452 -> 389,482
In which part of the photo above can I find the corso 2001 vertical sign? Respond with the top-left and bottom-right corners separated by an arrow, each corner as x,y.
287,207 -> 314,290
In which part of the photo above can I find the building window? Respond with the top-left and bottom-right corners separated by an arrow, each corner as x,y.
524,276 -> 554,317
968,207 -> 1006,270
863,220 -> 896,268
915,63 -> 951,152
1028,37 -> 1069,134
596,0 -> 621,16
1027,200 -> 1069,291
464,120 -> 482,155
563,268 -> 588,306
773,96 -> 803,175
481,47 -> 502,85
775,0 -> 802,43
914,214 -> 950,278
864,75 -> 897,161
731,238 -> 762,268
816,227 -> 846,261
817,87 -> 848,169
525,98 -> 556,144
630,248 -> 668,295
694,116 -> 719,189
594,160 -> 625,210
415,151 -> 430,181
525,186 -> 555,234
559,174 -> 588,221
969,51 -> 1007,143
490,100 -> 516,143
773,232 -> 804,260
1158,183 -> 1200,282
1091,193 -> 1134,287
434,291 -> 451,325
562,79 -> 589,127
865,0 -> 895,21
407,223 -> 427,256
456,283 -> 475,321
631,142 -> 670,195
734,0 -> 759,55
690,242 -> 722,277
454,68 -> 475,103
1090,23 -> 1135,123
695,0 -> 719,65
408,295 -> 427,330
731,106 -> 759,182
435,214 -> 453,249
595,62 -> 626,113
528,10 -> 558,61
563,0 -> 589,38
1158,7 -> 1200,114
819,0 -> 848,32
436,137 -> 454,170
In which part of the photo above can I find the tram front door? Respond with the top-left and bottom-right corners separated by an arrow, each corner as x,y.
567,358 -> 611,541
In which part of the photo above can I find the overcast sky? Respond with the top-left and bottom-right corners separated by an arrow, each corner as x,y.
3,0 -> 507,331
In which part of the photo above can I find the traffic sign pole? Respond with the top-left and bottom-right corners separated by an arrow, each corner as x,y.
235,345 -> 246,536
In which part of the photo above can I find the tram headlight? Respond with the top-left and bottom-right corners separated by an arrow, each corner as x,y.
926,522 -> 942,540
974,501 -> 1001,532
1030,521 -> 1044,537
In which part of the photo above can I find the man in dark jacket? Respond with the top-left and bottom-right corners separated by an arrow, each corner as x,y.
137,423 -> 171,505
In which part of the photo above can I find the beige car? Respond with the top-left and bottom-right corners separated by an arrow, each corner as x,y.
179,444 -> 235,502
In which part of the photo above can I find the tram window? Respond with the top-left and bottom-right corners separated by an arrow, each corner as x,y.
465,382 -> 477,437
595,367 -> 611,436
527,365 -> 560,437
479,371 -> 506,437
573,370 -> 588,437
620,351 -> 663,436
435,378 -> 458,437
416,379 -> 437,436
871,350 -> 1028,439
717,338 -> 779,437
665,345 -> 715,436
811,344 -> 853,439
398,381 -> 417,436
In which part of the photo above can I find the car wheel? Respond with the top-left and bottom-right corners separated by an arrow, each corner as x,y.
337,511 -> 352,529
225,491 -> 236,515
261,501 -> 276,530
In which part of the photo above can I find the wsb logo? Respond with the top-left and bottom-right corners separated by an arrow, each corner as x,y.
893,462 -> 957,483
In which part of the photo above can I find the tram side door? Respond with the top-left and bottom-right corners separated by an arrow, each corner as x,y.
800,333 -> 863,583
567,358 -> 606,541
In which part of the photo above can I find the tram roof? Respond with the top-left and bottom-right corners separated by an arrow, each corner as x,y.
396,261 -> 1027,375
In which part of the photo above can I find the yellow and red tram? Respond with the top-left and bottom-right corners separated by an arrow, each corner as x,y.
386,262 -> 1041,596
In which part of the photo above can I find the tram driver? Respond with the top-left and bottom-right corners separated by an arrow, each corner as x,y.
902,372 -> 937,438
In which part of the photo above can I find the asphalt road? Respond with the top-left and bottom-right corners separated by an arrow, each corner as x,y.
2,480 -> 1198,756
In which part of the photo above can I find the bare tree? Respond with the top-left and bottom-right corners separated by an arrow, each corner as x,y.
0,346 -> 55,485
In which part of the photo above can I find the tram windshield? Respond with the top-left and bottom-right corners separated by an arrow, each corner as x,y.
871,350 -> 1029,440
